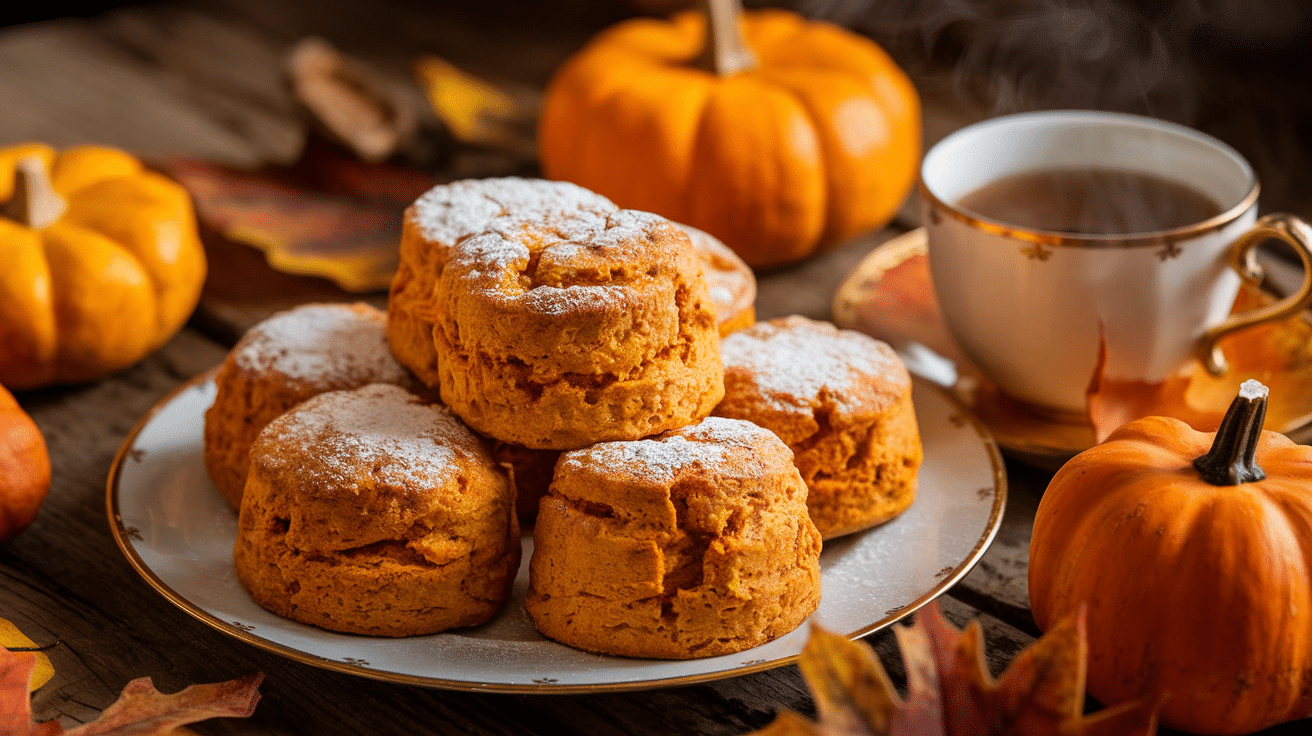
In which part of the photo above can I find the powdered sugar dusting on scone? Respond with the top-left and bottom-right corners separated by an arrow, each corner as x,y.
410,177 -> 616,246
264,384 -> 465,488
233,303 -> 411,387
448,208 -> 691,315
561,417 -> 772,481
720,316 -> 908,413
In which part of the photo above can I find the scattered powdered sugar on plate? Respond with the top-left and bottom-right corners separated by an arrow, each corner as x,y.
267,384 -> 464,487
562,417 -> 773,482
721,316 -> 908,413
234,303 -> 410,387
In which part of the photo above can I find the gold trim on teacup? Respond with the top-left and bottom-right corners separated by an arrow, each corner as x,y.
917,178 -> 1261,250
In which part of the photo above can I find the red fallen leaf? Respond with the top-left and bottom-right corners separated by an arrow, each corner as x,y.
157,143 -> 436,293
1,650 -> 39,735
1,646 -> 262,736
751,601 -> 1161,736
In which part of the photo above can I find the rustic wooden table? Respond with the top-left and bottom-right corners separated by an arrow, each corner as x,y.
1,1 -> 1308,734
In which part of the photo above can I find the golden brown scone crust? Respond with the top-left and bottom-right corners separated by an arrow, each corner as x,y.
677,223 -> 756,337
387,177 -> 617,386
714,316 -> 923,540
526,417 -> 822,659
203,302 -> 418,510
233,384 -> 520,637
434,208 -> 724,449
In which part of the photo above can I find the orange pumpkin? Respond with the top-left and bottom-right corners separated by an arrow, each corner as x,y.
0,382 -> 50,543
0,143 -> 207,389
538,0 -> 921,268
1029,380 -> 1312,735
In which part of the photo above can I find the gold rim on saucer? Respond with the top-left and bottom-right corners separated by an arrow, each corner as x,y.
833,227 -> 1312,470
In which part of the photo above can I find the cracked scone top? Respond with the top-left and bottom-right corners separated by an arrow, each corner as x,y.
388,177 -> 617,387
203,302 -> 418,511
390,177 -> 756,391
434,207 -> 724,449
526,416 -> 822,659
713,315 -> 923,540
233,383 -> 520,637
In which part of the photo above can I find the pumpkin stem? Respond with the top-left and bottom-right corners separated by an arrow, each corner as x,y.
693,0 -> 757,76
2,155 -> 66,230
1194,379 -> 1269,486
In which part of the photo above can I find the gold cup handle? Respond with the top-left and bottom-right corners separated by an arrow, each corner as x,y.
1199,213 -> 1312,375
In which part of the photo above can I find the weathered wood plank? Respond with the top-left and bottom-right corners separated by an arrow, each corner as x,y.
96,6 -> 307,165
0,20 -> 267,164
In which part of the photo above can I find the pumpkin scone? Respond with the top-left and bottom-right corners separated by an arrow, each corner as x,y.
203,302 -> 419,510
714,315 -> 922,540
233,383 -> 520,637
387,177 -> 617,386
434,208 -> 723,449
526,417 -> 822,659
678,222 -> 756,337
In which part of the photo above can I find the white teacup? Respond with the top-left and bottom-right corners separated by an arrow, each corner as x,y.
920,110 -> 1312,416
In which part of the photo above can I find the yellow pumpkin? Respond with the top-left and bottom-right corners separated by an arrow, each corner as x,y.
0,143 -> 207,389
538,0 -> 921,268
1029,380 -> 1312,735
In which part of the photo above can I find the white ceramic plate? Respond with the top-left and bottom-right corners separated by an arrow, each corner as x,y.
108,373 -> 1005,693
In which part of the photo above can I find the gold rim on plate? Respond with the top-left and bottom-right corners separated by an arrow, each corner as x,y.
106,369 -> 1006,694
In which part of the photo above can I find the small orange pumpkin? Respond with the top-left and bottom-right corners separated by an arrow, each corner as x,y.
0,143 -> 207,389
0,382 -> 50,543
1029,380 -> 1312,735
538,0 -> 921,268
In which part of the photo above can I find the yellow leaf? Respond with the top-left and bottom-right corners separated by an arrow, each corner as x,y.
798,625 -> 899,735
414,56 -> 529,148
0,618 -> 53,691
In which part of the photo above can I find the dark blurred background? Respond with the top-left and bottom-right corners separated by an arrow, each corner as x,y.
3,0 -> 1309,218
807,0 -> 1312,220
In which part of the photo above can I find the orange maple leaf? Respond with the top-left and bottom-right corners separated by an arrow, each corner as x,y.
1,646 -> 262,736
752,601 -> 1161,736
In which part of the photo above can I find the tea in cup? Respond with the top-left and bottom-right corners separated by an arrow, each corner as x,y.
919,110 -> 1312,416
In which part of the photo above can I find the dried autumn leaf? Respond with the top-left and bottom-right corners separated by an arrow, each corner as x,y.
414,55 -> 536,156
0,619 -> 53,691
1,648 -> 39,735
1,647 -> 261,736
287,37 -> 420,163
160,147 -> 435,293
1085,324 -> 1213,444
752,601 -> 1160,736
